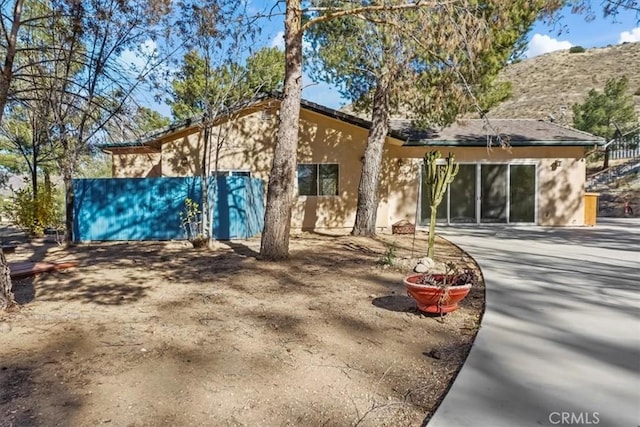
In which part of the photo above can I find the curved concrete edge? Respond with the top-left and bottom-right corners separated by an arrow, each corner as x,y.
427,222 -> 640,427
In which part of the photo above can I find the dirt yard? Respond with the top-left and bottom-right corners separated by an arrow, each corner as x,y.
595,174 -> 640,218
587,160 -> 639,218
0,231 -> 484,427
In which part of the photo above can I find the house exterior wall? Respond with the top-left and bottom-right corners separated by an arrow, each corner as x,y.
385,145 -> 587,226
109,111 -> 589,228
112,151 -> 161,178
110,108 -> 375,229
294,109 -> 374,230
158,110 -> 278,180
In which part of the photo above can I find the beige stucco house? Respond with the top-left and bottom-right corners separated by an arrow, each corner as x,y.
101,95 -> 603,230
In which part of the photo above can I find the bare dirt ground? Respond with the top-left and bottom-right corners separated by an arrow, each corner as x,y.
587,159 -> 640,218
0,230 -> 484,427
594,174 -> 640,218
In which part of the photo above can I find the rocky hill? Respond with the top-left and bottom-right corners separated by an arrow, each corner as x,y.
483,42 -> 640,125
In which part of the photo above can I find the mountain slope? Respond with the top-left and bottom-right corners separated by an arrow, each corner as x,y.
484,42 -> 640,124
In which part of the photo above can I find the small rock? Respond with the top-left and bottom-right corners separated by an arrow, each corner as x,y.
419,257 -> 436,269
0,322 -> 10,333
431,261 -> 447,273
414,263 -> 429,273
424,349 -> 442,360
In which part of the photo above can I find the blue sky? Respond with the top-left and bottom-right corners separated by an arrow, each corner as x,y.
525,6 -> 640,56
139,4 -> 640,115
299,5 -> 640,109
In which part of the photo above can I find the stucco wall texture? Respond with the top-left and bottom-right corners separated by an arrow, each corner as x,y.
109,108 -> 588,229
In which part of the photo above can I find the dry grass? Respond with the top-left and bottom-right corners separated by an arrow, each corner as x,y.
482,42 -> 640,123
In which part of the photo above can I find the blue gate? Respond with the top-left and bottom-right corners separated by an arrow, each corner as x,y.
72,176 -> 264,242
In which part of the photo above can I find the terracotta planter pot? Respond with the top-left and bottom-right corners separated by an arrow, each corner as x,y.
403,274 -> 472,314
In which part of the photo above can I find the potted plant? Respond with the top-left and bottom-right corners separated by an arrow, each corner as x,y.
179,198 -> 209,248
404,150 -> 475,314
404,263 -> 478,313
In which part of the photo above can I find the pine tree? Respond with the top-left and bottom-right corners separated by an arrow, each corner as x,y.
573,76 -> 639,169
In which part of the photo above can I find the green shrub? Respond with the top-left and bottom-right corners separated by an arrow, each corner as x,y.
4,183 -> 64,237
378,242 -> 397,267
179,197 -> 202,240
569,46 -> 586,54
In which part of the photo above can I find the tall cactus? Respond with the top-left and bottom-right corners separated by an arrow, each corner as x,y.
424,151 -> 459,258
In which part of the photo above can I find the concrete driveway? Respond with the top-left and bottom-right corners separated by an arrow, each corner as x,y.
428,219 -> 640,427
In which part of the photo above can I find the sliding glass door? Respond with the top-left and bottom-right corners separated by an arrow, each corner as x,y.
420,162 -> 537,225
480,164 -> 508,223
450,165 -> 476,223
509,165 -> 536,223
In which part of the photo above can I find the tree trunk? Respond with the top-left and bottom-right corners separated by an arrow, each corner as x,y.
31,134 -> 39,233
0,0 -> 23,125
603,146 -> 610,170
0,0 -> 24,310
31,138 -> 38,198
0,248 -> 16,311
260,0 -> 302,261
211,125 -> 227,242
352,78 -> 391,236
0,77 -> 10,125
44,170 -> 51,191
201,124 -> 211,246
63,164 -> 73,247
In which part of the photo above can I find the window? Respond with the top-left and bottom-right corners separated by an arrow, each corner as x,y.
211,170 -> 251,177
297,164 -> 339,196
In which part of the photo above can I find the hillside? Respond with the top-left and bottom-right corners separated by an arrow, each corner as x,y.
596,172 -> 640,217
483,42 -> 640,124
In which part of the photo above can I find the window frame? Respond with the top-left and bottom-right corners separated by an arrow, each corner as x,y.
210,170 -> 251,177
297,163 -> 339,197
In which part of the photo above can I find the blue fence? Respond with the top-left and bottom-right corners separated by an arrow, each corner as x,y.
72,176 -> 264,242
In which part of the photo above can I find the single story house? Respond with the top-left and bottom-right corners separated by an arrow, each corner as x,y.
101,94 -> 604,230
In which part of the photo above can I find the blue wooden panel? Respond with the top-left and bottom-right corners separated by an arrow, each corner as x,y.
72,176 -> 264,242
247,178 -> 265,237
212,176 -> 244,240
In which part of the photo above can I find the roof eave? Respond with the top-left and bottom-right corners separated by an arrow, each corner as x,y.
403,139 -> 604,147
101,144 -> 162,154
98,93 -> 281,151
300,99 -> 372,129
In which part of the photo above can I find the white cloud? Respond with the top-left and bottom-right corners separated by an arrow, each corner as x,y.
271,31 -> 284,50
525,34 -> 572,58
119,39 -> 159,74
618,27 -> 640,43
270,30 -> 312,52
